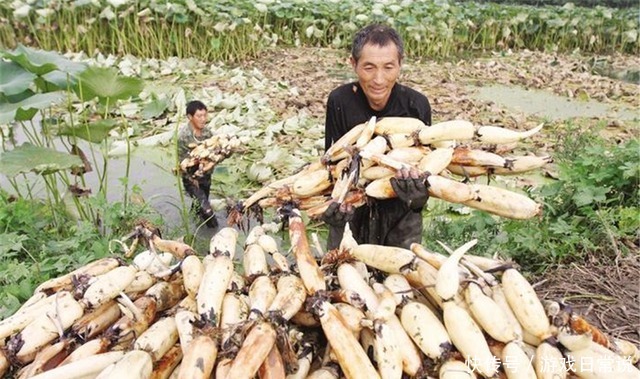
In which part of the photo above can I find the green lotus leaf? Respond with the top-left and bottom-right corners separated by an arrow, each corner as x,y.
142,96 -> 169,119
58,119 -> 119,144
74,66 -> 144,105
2,44 -> 86,77
1,89 -> 35,104
0,61 -> 36,96
33,77 -> 60,93
0,143 -> 83,177
15,107 -> 38,122
39,70 -> 79,92
0,91 -> 66,124
18,91 -> 66,110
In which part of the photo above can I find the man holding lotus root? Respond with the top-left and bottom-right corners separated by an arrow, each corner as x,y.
323,24 -> 432,250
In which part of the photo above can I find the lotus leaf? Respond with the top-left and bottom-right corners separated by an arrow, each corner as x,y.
2,89 -> 35,104
58,119 -> 119,144
0,143 -> 83,177
73,66 -> 144,105
142,96 -> 170,119
0,92 -> 66,124
248,162 -> 273,182
2,44 -> 86,77
40,70 -> 80,91
0,61 -> 36,96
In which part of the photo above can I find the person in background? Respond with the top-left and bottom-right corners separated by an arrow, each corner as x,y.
322,23 -> 432,250
177,100 -> 217,228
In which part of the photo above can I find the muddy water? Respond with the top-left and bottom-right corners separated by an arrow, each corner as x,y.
471,84 -> 639,121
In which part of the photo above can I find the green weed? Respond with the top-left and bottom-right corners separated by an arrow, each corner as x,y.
0,189 -> 162,319
0,193 -> 100,318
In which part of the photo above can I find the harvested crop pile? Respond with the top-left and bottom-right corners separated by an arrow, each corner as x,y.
0,216 -> 637,379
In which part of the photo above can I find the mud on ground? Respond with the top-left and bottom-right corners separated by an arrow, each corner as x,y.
245,46 -> 638,129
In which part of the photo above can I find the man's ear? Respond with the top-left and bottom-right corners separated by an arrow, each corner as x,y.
350,56 -> 357,70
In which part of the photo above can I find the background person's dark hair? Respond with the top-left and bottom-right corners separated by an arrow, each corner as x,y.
351,24 -> 404,63
186,100 -> 207,116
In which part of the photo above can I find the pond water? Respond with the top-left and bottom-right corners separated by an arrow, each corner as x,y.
0,123 -> 225,243
470,84 -> 639,121
102,145 -> 186,227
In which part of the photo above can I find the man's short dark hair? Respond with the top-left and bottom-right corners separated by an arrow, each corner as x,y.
351,24 -> 404,63
186,100 -> 207,116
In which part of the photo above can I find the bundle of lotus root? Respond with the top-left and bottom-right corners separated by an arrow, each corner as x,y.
179,134 -> 244,178
240,117 -> 551,220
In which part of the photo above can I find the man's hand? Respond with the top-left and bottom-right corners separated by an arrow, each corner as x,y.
321,202 -> 354,227
390,167 -> 430,210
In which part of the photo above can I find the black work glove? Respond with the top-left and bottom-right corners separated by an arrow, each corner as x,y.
321,202 -> 354,227
322,202 -> 354,251
390,168 -> 430,211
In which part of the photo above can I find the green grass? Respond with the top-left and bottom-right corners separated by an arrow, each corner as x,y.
0,187 -> 165,319
0,192 -> 106,318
